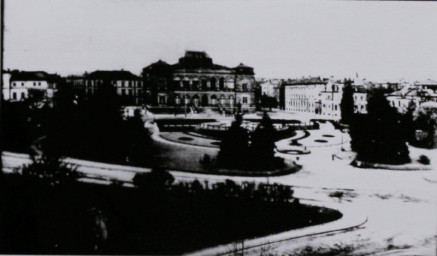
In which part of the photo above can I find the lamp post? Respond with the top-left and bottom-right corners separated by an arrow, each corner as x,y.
184,81 -> 187,118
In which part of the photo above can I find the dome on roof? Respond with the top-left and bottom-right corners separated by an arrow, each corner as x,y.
233,63 -> 254,75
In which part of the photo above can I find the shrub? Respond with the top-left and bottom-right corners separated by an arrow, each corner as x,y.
16,154 -> 80,187
418,155 -> 430,165
133,167 -> 174,191
199,154 -> 214,170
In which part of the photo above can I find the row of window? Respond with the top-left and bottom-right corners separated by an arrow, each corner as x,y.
12,82 -> 42,87
85,80 -> 140,87
11,92 -> 26,100
158,95 -> 248,105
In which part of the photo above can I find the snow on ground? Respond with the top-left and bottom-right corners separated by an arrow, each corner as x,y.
3,119 -> 436,255
165,123 -> 437,255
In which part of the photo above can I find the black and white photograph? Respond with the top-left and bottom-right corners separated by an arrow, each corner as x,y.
1,0 -> 437,255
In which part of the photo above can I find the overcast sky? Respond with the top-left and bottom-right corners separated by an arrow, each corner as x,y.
3,0 -> 437,81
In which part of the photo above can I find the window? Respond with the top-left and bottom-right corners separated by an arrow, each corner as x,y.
242,83 -> 248,91
159,95 -> 166,104
243,97 -> 248,104
38,82 -> 41,86
12,92 -> 17,100
33,82 -> 36,86
121,89 -> 125,95
21,92 -> 25,99
21,83 -> 24,86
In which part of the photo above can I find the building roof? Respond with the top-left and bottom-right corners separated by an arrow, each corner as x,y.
283,77 -> 326,86
232,63 -> 254,75
353,85 -> 367,93
10,71 -> 60,82
415,79 -> 437,86
143,51 -> 254,75
86,70 -> 139,80
386,87 -> 437,98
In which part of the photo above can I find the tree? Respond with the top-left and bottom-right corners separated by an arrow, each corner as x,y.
403,100 -> 417,143
76,82 -> 126,162
349,90 -> 410,164
17,154 -> 80,187
260,94 -> 278,112
412,108 -> 436,148
44,80 -> 81,156
340,79 -> 354,124
133,167 -> 174,192
124,109 -> 154,166
250,111 -> 276,169
217,114 -> 250,168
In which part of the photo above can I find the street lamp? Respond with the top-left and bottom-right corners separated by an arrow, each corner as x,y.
184,81 -> 187,117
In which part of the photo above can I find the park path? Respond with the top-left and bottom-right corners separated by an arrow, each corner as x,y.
3,120 -> 437,255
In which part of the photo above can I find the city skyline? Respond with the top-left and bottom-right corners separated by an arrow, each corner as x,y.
3,0 -> 437,81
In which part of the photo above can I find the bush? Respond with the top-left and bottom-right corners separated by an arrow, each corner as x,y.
199,154 -> 214,170
133,168 -> 174,191
418,155 -> 430,165
16,154 -> 80,187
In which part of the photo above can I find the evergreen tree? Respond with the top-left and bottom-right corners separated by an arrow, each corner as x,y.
350,90 -> 410,164
340,79 -> 354,124
403,100 -> 417,143
217,114 -> 250,168
124,109 -> 154,166
250,111 -> 276,169
413,108 -> 436,148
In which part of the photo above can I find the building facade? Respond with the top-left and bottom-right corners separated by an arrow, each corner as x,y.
71,70 -> 144,105
260,79 -> 282,104
284,77 -> 368,119
2,70 -> 60,102
320,80 -> 367,119
386,85 -> 437,114
284,77 -> 327,114
142,51 -> 256,110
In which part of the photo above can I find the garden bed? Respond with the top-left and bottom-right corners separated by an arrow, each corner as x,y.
351,160 -> 432,171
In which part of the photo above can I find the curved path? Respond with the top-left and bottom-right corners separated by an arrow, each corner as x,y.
186,200 -> 368,256
3,120 -> 437,255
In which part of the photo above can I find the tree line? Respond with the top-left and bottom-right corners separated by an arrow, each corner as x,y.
340,80 -> 435,165
216,112 -> 284,170
2,80 -> 155,167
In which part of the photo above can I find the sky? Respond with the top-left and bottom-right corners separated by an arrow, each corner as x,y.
3,0 -> 437,81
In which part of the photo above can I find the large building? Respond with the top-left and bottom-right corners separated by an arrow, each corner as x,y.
283,77 -> 327,114
2,70 -> 60,103
142,51 -> 256,111
70,70 -> 144,105
284,77 -> 368,119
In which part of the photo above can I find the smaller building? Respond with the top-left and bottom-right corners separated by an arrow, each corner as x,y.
260,79 -> 281,97
386,86 -> 437,114
72,70 -> 144,105
320,80 -> 367,119
2,70 -> 60,103
319,79 -> 343,118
